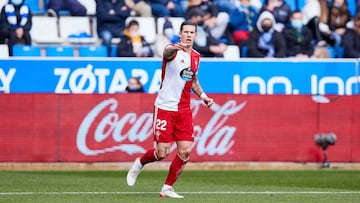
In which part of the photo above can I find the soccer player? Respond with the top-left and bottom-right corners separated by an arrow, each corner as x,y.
126,20 -> 214,198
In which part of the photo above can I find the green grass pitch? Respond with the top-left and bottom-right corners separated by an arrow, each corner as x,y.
0,169 -> 359,203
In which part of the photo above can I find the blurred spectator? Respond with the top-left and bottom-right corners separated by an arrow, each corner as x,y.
150,0 -> 183,17
187,0 -> 230,41
186,7 -> 227,57
47,0 -> 86,17
154,18 -> 179,57
259,0 -> 291,32
125,0 -> 152,17
283,10 -> 313,58
343,11 -> 360,58
247,11 -> 286,58
126,76 -> 144,92
229,0 -> 258,47
0,0 -> 32,56
117,19 -> 153,57
324,0 -> 351,57
95,0 -> 132,56
302,0 -> 334,46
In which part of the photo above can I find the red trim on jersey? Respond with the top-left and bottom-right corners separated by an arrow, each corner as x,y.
178,49 -> 200,111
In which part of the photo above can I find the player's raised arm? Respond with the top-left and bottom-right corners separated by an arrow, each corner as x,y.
163,45 -> 181,61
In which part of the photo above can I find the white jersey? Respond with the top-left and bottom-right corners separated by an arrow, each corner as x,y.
155,44 -> 201,111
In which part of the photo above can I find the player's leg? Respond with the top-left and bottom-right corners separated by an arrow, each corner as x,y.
126,142 -> 171,186
127,107 -> 174,186
160,140 -> 192,198
160,110 -> 193,198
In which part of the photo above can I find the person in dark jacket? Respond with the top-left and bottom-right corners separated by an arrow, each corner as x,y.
95,0 -> 132,56
259,0 -> 291,32
0,0 -> 32,56
247,11 -> 286,58
283,10 -> 313,58
117,19 -> 153,57
343,12 -> 360,58
47,0 -> 87,17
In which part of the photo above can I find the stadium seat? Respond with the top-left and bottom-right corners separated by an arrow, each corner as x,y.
25,0 -> 46,14
0,44 -> 9,58
325,46 -> 335,58
77,0 -> 96,16
59,16 -> 97,44
12,45 -> 42,57
111,45 -> 118,57
125,17 -> 157,44
45,46 -> 74,57
0,0 -> 7,10
240,46 -> 248,58
78,46 -> 107,57
156,17 -> 185,35
224,45 -> 240,59
347,0 -> 357,16
31,16 -> 63,44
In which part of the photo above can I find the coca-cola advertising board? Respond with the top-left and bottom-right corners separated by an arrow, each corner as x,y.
0,94 -> 359,162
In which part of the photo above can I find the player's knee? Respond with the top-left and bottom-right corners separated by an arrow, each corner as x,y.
156,148 -> 169,160
178,148 -> 191,160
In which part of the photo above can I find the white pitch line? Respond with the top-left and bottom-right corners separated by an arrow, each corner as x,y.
1,191 -> 360,195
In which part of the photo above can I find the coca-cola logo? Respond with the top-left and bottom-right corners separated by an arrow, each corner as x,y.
76,98 -> 247,156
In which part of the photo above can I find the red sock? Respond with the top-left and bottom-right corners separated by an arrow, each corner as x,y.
164,154 -> 187,186
140,149 -> 159,165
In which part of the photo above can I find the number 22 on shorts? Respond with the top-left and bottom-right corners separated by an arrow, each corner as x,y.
155,119 -> 167,131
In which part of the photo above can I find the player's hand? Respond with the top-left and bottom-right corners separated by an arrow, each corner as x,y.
203,97 -> 214,108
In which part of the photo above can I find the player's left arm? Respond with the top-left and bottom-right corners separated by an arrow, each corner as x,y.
192,74 -> 214,107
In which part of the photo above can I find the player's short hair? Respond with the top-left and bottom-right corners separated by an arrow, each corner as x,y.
180,20 -> 197,32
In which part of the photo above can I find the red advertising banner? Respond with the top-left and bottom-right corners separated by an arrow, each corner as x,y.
0,94 -> 359,162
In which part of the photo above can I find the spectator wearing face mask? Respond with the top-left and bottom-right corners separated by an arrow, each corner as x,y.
154,18 -> 179,57
0,0 -> 32,56
259,0 -> 291,32
247,11 -> 286,58
117,19 -> 153,57
343,11 -> 360,58
283,10 -> 314,58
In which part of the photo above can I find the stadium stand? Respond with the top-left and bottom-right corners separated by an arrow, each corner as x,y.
12,45 -> 42,57
4,0 -> 358,58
